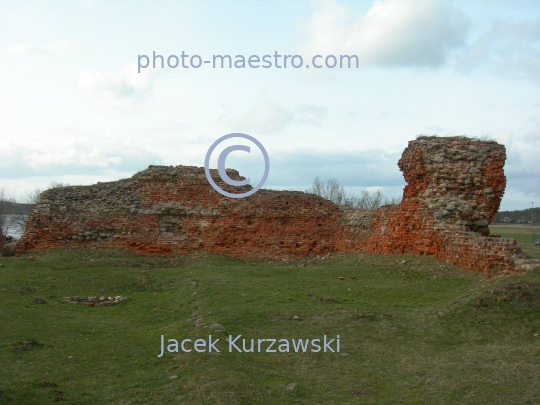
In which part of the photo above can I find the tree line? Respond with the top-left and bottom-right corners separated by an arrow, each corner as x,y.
0,182 -> 69,239
305,177 -> 400,209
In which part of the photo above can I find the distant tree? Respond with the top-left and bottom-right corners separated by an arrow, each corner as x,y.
306,177 -> 348,206
10,194 -> 37,235
9,181 -> 70,235
305,177 -> 400,210
0,187 -> 12,238
47,181 -> 70,190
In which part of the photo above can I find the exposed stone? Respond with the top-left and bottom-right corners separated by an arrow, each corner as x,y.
473,219 -> 489,226
208,323 -> 226,333
2,243 -> 16,257
360,136 -> 526,274
32,298 -> 47,304
14,136 -> 529,274
284,383 -> 298,392
16,166 -> 345,258
61,295 -> 126,305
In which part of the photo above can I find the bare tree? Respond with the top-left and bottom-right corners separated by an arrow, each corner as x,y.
47,181 -> 70,190
8,181 -> 70,235
25,187 -> 44,204
306,177 -> 349,206
305,177 -> 400,210
10,196 -> 34,235
0,187 -> 11,238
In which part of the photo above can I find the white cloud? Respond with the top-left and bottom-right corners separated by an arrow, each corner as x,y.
23,147 -> 123,170
227,98 -> 328,134
0,134 -> 161,181
6,44 -> 41,53
299,0 -> 540,84
458,20 -> 540,83
78,64 -> 155,108
524,124 -> 540,146
295,105 -> 329,125
300,0 -> 469,67
504,130 -> 540,199
236,98 -> 294,134
6,40 -> 75,54
265,148 -> 403,187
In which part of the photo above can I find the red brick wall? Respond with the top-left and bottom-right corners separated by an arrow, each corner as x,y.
357,136 -> 521,272
15,136 -> 526,273
360,203 -> 521,272
16,166 -> 351,258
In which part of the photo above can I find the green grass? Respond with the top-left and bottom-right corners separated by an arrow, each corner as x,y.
490,224 -> 540,259
1,248 -> 540,404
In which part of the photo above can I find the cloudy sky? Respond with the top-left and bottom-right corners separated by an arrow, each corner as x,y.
1,0 -> 539,210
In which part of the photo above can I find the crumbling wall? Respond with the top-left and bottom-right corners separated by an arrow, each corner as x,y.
16,136 -> 530,273
16,166 -> 351,258
359,136 -> 522,272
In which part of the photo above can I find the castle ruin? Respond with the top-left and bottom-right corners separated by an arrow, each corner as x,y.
15,136 -> 531,273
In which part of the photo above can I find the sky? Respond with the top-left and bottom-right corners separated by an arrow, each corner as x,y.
1,0 -> 539,211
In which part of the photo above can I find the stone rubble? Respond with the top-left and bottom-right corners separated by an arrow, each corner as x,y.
61,295 -> 126,305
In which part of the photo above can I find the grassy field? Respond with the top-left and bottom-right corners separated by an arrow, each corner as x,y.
1,248 -> 540,404
490,224 -> 540,259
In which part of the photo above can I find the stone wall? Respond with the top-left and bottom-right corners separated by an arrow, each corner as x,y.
359,136 -> 523,272
16,166 -> 353,258
16,136 -> 534,273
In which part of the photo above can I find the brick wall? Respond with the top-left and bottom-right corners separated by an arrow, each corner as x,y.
15,136 -> 532,273
359,136 -> 523,272
15,166 -> 351,258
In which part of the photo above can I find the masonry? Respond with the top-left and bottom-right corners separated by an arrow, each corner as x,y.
16,167 -> 346,258
15,136 -> 532,273
356,136 -> 524,273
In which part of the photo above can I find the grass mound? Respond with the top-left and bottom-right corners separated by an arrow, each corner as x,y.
0,248 -> 539,404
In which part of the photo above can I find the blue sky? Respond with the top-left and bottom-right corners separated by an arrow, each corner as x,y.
1,0 -> 539,210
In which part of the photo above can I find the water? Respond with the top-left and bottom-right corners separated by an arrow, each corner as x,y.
3,215 -> 26,239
